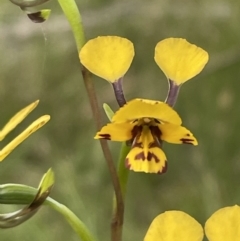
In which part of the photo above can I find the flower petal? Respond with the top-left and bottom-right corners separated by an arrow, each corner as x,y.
154,38 -> 209,85
112,99 -> 182,125
126,146 -> 167,174
159,123 -> 198,145
79,36 -> 134,82
0,100 -> 39,141
94,122 -> 134,141
126,125 -> 167,173
0,115 -> 50,162
144,211 -> 204,241
205,205 -> 240,241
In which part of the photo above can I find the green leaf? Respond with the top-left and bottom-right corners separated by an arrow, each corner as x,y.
103,103 -> 115,121
0,183 -> 96,241
0,168 -> 54,229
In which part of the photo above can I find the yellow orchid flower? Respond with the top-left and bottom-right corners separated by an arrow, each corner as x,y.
0,100 -> 50,162
95,98 -> 197,174
155,38 -> 209,85
144,205 -> 240,241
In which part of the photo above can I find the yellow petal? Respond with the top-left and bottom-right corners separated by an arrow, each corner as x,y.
126,126 -> 167,173
79,36 -> 134,82
0,115 -> 50,162
0,100 -> 39,141
144,211 -> 204,241
205,205 -> 240,241
112,99 -> 182,125
159,123 -> 198,145
126,146 -> 167,173
154,38 -> 209,85
94,122 -> 134,141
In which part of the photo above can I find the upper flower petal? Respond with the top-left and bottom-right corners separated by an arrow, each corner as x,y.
154,38 -> 209,85
144,211 -> 204,241
112,98 -> 182,125
205,205 -> 240,241
79,36 -> 134,82
0,100 -> 39,141
159,123 -> 198,145
94,122 -> 134,141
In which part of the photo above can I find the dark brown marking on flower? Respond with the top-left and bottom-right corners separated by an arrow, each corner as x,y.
149,125 -> 161,138
135,151 -> 145,160
147,152 -> 160,163
131,125 -> 142,138
180,138 -> 194,144
158,162 -> 168,174
132,142 -> 143,148
128,125 -> 143,146
149,126 -> 163,147
149,141 -> 161,148
98,133 -> 111,140
154,101 -> 159,104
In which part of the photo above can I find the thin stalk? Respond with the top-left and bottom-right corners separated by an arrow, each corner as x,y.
165,79 -> 181,107
82,68 -> 124,241
57,1 -> 124,240
112,78 -> 127,107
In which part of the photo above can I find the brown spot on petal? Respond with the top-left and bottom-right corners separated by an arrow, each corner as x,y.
147,152 -> 160,163
180,138 -> 194,144
150,126 -> 161,138
99,134 -> 111,140
131,125 -> 142,138
135,151 -> 145,160
157,161 -> 168,174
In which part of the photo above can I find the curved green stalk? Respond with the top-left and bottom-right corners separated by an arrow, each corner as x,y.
0,184 -> 96,241
57,0 -> 85,52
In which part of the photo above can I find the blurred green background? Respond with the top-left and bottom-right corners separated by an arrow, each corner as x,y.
1,0 -> 240,240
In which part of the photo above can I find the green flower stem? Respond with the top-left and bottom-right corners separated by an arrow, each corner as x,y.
112,142 -> 130,241
57,0 -> 85,52
57,2 -> 124,241
117,143 -> 131,201
0,184 -> 96,241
